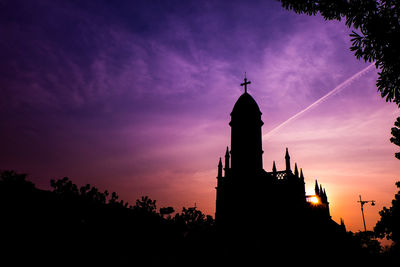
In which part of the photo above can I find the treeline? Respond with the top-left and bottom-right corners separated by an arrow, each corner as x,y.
0,170 -> 399,266
0,170 -> 217,266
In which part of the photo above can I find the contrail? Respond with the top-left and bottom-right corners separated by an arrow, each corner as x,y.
263,63 -> 376,140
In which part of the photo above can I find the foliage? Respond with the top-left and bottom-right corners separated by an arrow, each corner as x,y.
0,171 -> 217,266
134,195 -> 157,214
160,206 -> 174,216
374,181 -> 400,247
390,117 -> 400,159
0,170 -> 34,189
178,207 -> 206,225
50,176 -> 128,206
50,176 -> 79,195
353,231 -> 382,255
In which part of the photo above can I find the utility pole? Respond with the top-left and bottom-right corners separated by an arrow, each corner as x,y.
357,195 -> 375,232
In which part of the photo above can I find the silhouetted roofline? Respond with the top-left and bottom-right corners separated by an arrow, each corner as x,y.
230,92 -> 262,116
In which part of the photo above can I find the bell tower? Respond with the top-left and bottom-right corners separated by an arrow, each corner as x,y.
229,76 -> 264,175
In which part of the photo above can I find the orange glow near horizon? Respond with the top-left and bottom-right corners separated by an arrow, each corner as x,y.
309,196 -> 319,204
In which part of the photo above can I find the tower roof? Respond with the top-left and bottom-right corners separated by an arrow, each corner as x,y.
231,92 -> 262,116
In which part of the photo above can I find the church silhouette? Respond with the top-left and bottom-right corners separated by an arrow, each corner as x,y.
214,76 -> 348,263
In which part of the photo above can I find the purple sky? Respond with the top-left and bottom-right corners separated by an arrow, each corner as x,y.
1,0 -> 399,232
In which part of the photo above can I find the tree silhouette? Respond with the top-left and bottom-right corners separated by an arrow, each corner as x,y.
353,231 -> 382,256
0,170 -> 34,190
179,207 -> 205,225
374,181 -> 400,255
50,176 -> 79,195
134,195 -> 157,214
160,206 -> 175,219
390,117 -> 400,159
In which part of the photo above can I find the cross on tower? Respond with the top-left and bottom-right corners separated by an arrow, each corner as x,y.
240,74 -> 251,93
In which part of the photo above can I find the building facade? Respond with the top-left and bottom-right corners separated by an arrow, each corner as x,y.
215,78 -> 331,238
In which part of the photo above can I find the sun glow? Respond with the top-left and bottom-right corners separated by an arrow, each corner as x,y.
310,196 -> 319,204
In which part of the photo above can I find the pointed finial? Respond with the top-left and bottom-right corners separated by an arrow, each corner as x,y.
285,148 -> 291,172
272,161 -> 277,173
224,147 -> 230,174
315,180 -> 319,195
217,157 -> 223,178
240,73 -> 251,94
294,163 -> 299,177
340,218 -> 346,231
300,168 -> 304,180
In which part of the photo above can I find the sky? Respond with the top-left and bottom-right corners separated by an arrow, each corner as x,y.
1,0 -> 399,233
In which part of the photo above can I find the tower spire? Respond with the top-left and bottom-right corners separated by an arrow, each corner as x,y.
340,218 -> 346,232
294,163 -> 299,177
300,168 -> 306,197
218,157 -> 223,178
224,147 -> 230,176
323,188 -> 327,203
285,148 -> 291,172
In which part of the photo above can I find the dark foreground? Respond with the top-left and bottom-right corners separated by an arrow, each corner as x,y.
0,170 -> 397,266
